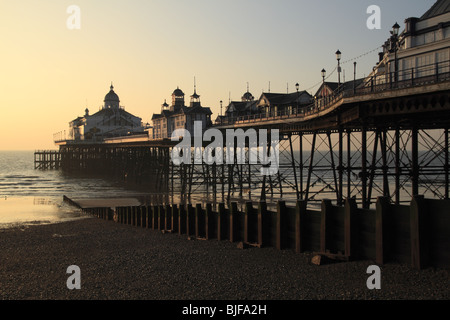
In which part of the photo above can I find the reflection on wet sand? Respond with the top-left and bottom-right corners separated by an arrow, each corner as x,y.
0,196 -> 87,229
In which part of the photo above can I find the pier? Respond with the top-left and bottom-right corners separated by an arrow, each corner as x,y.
37,59 -> 450,208
34,6 -> 450,270
34,150 -> 61,170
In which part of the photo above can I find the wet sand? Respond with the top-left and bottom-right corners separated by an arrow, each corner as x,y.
0,216 -> 449,301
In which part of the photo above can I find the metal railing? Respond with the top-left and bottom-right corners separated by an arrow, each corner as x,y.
217,59 -> 450,126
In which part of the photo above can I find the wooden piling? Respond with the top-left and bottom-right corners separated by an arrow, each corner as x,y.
258,201 -> 267,247
178,204 -> 186,235
229,202 -> 238,242
410,195 -> 429,270
217,203 -> 227,241
295,200 -> 307,253
376,197 -> 391,265
195,204 -> 205,239
171,204 -> 179,233
276,201 -> 287,250
320,199 -> 332,253
205,203 -> 213,240
344,198 -> 358,259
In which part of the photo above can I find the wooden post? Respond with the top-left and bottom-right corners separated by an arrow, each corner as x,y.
165,204 -> 171,231
127,206 -> 132,225
146,206 -> 152,229
178,204 -> 186,235
131,206 -> 135,226
320,199 -> 332,253
119,207 -> 124,224
205,203 -> 212,240
186,204 -> 194,237
344,198 -> 358,260
276,201 -> 287,250
217,203 -> 226,241
258,201 -> 267,248
158,205 -> 164,230
136,206 -> 141,227
229,202 -> 238,242
376,197 -> 391,265
244,202 -> 253,244
295,200 -> 307,253
172,204 -> 179,233
195,204 -> 204,239
410,195 -> 429,270
152,205 -> 159,230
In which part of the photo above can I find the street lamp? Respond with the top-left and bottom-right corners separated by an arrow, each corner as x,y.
321,68 -> 326,84
391,22 -> 400,84
336,50 -> 342,91
392,22 -> 400,36
295,82 -> 299,92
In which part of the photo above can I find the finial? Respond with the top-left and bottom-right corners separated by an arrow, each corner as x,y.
247,82 -> 249,92
110,82 -> 114,90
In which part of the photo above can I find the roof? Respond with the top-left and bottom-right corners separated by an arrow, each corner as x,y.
260,91 -> 312,106
420,0 -> 450,20
172,87 -> 184,96
90,107 -> 140,120
315,79 -> 365,97
152,104 -> 212,120
104,85 -> 120,102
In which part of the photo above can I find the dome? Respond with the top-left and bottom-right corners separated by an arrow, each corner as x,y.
242,91 -> 254,101
104,84 -> 120,103
172,87 -> 184,97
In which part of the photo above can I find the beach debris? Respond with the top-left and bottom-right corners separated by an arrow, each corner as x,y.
311,252 -> 349,265
237,241 -> 250,249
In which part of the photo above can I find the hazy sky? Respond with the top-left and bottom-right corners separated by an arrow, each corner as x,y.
0,0 -> 435,150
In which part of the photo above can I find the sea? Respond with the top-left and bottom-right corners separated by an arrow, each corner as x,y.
0,150 -> 151,229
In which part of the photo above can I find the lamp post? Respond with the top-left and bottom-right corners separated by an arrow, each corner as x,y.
321,69 -> 326,106
336,50 -> 342,92
220,100 -> 223,125
391,22 -> 400,84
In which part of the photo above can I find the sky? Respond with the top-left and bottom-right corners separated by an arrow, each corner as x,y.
0,0 -> 436,150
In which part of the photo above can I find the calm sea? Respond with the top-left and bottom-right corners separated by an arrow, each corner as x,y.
0,151 -> 150,229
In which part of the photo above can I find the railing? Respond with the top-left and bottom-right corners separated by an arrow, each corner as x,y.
217,59 -> 450,127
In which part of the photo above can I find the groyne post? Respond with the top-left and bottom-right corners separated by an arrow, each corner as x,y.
344,198 -> 358,259
258,201 -> 267,247
276,201 -> 287,250
229,202 -> 239,242
217,203 -> 226,241
410,195 -> 429,269
320,199 -> 333,253
295,200 -> 307,253
375,196 -> 391,265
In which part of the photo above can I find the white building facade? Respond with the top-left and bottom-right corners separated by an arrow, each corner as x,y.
68,84 -> 144,141
365,0 -> 450,87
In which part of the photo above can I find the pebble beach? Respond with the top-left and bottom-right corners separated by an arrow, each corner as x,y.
0,216 -> 448,301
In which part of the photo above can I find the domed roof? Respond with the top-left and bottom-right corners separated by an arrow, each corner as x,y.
172,87 -> 184,96
104,84 -> 120,102
242,91 -> 254,101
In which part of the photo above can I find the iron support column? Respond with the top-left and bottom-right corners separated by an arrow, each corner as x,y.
412,127 -> 419,196
362,126 -> 368,208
